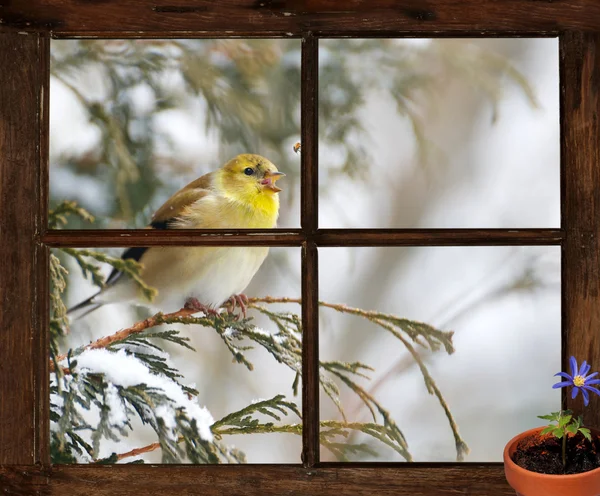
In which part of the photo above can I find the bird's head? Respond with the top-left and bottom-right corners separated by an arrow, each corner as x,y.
217,154 -> 285,206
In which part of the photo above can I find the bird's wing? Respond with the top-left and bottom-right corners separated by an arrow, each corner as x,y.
151,172 -> 214,229
106,173 -> 215,286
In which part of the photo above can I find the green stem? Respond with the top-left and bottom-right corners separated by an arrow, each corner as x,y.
562,432 -> 567,468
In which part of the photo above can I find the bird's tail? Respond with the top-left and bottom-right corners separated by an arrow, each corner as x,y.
67,293 -> 103,321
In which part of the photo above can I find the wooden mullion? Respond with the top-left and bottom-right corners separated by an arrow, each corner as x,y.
315,229 -> 563,246
0,31 -> 44,465
42,228 -> 562,247
561,32 -> 600,426
301,32 -> 320,468
301,32 -> 318,234
35,33 -> 51,467
301,241 -> 319,468
42,229 -> 305,247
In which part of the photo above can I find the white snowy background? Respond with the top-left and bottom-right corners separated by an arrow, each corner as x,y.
50,38 -> 561,463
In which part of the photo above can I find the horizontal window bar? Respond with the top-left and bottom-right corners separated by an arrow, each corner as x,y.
7,0 -> 597,35
315,229 -> 564,246
41,229 -> 305,246
41,229 -> 563,247
0,464 -> 510,494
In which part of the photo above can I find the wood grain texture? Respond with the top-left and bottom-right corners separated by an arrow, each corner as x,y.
561,32 -> 600,426
301,33 -> 318,233
0,464 -> 514,495
0,32 -> 43,466
42,228 -> 563,247
35,34 -> 51,467
42,229 -> 305,246
302,241 -> 319,466
314,229 -> 563,246
301,33 -> 319,467
1,0 -> 600,35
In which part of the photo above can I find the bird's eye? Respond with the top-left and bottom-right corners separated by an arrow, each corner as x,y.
243,167 -> 254,176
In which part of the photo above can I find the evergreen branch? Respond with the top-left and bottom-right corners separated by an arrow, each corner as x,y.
115,442 -> 161,462
53,295 -> 459,462
248,297 -> 454,354
372,317 -> 469,461
50,307 -> 209,373
48,200 -> 95,229
59,248 -> 157,301
111,419 -> 412,463
213,423 -> 302,436
320,420 -> 408,461
113,423 -> 303,462
211,395 -> 301,435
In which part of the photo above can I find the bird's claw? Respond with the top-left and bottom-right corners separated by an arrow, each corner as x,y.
184,297 -> 219,316
224,294 -> 249,319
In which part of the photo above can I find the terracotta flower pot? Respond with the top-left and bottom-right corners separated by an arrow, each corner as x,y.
504,426 -> 600,496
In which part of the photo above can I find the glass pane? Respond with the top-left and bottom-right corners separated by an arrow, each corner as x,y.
319,38 -> 560,228
50,245 -> 301,463
49,40 -> 301,229
318,246 -> 560,462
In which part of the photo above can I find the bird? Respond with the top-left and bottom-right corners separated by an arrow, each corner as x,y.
68,153 -> 285,320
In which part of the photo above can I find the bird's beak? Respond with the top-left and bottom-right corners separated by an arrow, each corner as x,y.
261,171 -> 285,193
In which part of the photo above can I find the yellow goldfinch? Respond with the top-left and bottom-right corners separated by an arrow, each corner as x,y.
69,153 -> 285,319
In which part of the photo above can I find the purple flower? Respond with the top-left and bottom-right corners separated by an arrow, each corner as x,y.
553,356 -> 600,406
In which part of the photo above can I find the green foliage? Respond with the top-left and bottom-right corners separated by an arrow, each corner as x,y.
49,200 -> 95,229
50,238 -> 465,463
538,409 -> 592,467
60,247 -> 157,302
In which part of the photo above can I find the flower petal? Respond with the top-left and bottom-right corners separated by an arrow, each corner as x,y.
583,385 -> 600,397
572,386 -> 580,399
581,362 -> 591,376
579,360 -> 589,376
553,381 -> 573,389
585,372 -> 599,381
582,388 -> 590,406
585,379 -> 600,386
554,372 -> 574,380
570,356 -> 578,377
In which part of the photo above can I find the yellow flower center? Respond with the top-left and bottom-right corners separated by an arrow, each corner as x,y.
573,375 -> 585,387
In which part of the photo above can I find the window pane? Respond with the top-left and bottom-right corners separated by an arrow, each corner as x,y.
319,38 -> 560,228
50,246 -> 301,463
49,40 -> 301,229
318,246 -> 560,462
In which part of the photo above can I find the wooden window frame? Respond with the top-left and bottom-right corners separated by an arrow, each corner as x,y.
1,2 -> 599,494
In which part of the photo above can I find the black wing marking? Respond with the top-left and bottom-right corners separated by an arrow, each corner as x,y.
106,219 -> 171,286
106,246 -> 149,286
150,219 -> 173,230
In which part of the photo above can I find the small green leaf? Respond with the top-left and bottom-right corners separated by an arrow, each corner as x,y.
559,415 -> 572,427
552,427 -> 564,439
538,414 -> 557,421
579,428 -> 592,442
565,424 -> 578,435
541,426 -> 555,435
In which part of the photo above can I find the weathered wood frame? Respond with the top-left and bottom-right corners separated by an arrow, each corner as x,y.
1,2 -> 599,494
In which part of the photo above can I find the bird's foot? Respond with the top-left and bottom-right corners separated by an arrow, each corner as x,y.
224,294 -> 249,319
184,297 -> 219,317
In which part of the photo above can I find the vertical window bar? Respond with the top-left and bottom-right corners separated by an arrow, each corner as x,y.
560,31 -> 600,426
301,32 -> 320,467
0,31 -> 43,466
35,33 -> 51,467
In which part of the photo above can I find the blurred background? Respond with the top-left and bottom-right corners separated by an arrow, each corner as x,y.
50,38 -> 561,462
